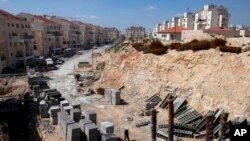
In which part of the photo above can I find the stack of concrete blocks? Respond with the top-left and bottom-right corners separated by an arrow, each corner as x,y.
70,108 -> 81,122
79,119 -> 93,140
63,105 -> 73,114
48,106 -> 60,125
67,123 -> 81,141
144,102 -> 154,116
104,87 -> 112,102
100,121 -> 116,141
39,100 -> 47,118
58,111 -> 68,130
60,100 -> 69,110
85,123 -> 99,141
104,88 -> 121,105
111,89 -> 121,105
71,100 -> 81,111
84,111 -> 97,124
61,114 -> 75,140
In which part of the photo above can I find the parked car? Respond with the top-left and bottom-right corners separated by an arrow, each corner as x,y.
53,58 -> 64,65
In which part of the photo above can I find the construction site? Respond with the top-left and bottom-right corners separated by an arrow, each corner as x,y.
0,33 -> 250,141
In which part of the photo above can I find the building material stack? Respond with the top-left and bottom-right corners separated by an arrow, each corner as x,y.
104,88 -> 121,105
79,119 -> 93,140
39,100 -> 48,118
60,113 -> 75,140
48,106 -> 60,125
63,105 -> 73,114
84,123 -> 99,141
100,121 -> 116,141
70,108 -> 81,122
111,89 -> 121,105
84,111 -> 97,124
144,102 -> 154,116
71,100 -> 81,110
67,123 -> 81,141
60,100 -> 70,110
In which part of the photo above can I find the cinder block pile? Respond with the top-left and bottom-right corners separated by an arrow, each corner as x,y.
100,121 -> 117,141
60,100 -> 69,110
39,100 -> 48,118
60,112 -> 75,139
67,123 -> 81,141
70,108 -> 81,122
48,106 -> 60,125
104,88 -> 121,105
71,100 -> 81,110
85,123 -> 99,141
84,111 -> 97,124
63,105 -> 73,114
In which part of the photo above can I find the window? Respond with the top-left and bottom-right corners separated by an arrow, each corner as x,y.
11,53 -> 13,56
21,24 -> 24,28
14,43 -> 17,46
16,24 -> 19,28
12,24 -> 14,27
33,45 -> 37,50
8,23 -> 10,27
170,34 -> 174,38
20,42 -> 23,46
9,43 -> 12,46
25,25 -> 28,28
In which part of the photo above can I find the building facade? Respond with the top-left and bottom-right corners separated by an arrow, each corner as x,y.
194,5 -> 230,30
50,17 -> 81,49
103,27 -> 120,43
17,13 -> 63,57
125,26 -> 145,40
0,10 -> 34,72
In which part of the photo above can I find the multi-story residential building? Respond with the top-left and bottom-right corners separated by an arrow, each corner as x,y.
194,5 -> 230,30
170,17 -> 181,27
103,27 -> 120,43
50,17 -> 81,49
0,9 -> 34,72
125,26 -> 145,40
182,12 -> 195,29
17,13 -> 63,57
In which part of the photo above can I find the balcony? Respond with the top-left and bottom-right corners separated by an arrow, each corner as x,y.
53,32 -> 63,37
75,31 -> 81,35
22,35 -> 34,40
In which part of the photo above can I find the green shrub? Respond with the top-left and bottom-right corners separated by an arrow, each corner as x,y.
96,61 -> 106,71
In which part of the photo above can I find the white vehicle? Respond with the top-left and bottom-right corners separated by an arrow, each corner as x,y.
45,58 -> 54,69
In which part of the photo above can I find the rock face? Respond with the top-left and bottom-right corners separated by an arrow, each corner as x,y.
97,44 -> 250,121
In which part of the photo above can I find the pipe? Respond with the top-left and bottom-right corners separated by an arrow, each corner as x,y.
167,96 -> 174,141
151,109 -> 157,141
206,111 -> 214,141
219,111 -> 229,141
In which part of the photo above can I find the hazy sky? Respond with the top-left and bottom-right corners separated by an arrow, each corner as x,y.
0,0 -> 249,32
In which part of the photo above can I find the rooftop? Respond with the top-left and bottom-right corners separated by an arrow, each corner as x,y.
205,26 -> 231,31
158,26 -> 186,33
34,16 -> 59,25
0,9 -> 19,20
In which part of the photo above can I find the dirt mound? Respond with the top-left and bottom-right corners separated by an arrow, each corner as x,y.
0,77 -> 29,97
96,41 -> 250,121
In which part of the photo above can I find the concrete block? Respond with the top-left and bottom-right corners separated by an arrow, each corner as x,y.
100,121 -> 114,134
67,123 -> 81,141
102,134 -> 117,141
48,106 -> 60,117
70,108 -> 81,122
145,102 -> 151,110
111,89 -> 120,105
79,119 -> 92,132
63,105 -> 73,114
71,100 -> 81,110
61,117 -> 75,140
50,116 -> 58,125
60,100 -> 69,110
84,123 -> 99,139
105,87 -> 112,102
84,111 -> 97,124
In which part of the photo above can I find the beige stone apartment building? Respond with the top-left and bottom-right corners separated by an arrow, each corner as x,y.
0,9 -> 34,72
103,27 -> 120,43
50,17 -> 81,49
126,26 -> 145,40
17,13 -> 63,57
